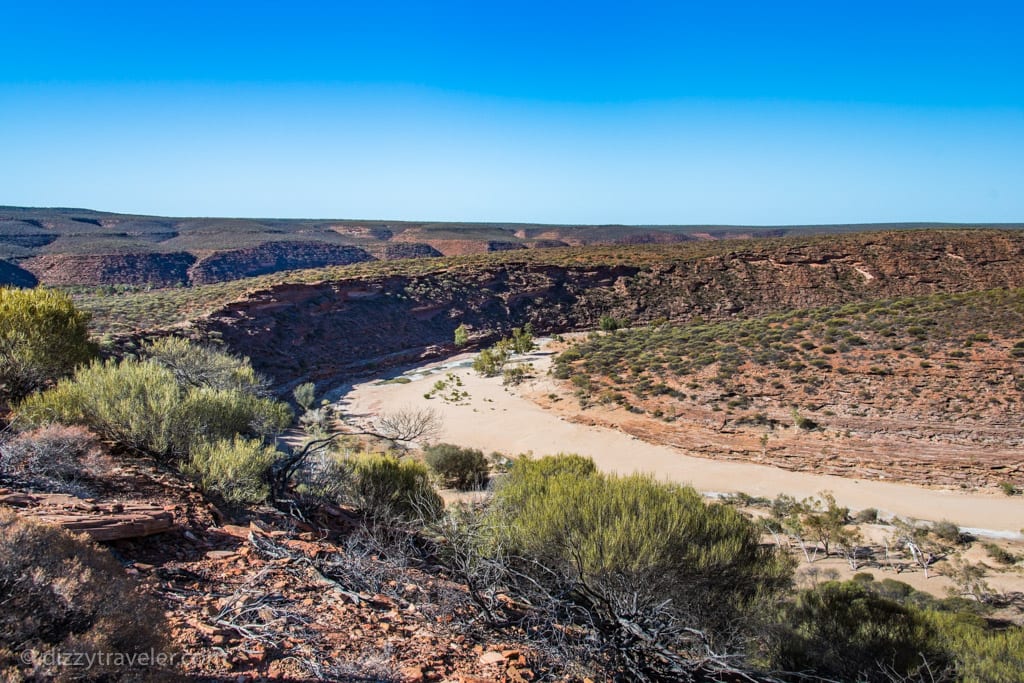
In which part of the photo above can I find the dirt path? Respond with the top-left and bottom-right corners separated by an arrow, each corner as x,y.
339,345 -> 1024,536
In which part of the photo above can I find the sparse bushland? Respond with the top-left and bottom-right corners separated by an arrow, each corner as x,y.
14,337 -> 291,505
0,509 -> 173,682
0,424 -> 109,496
423,443 -> 489,490
16,350 -> 290,461
0,286 -> 95,403
439,454 -> 794,680
554,288 -> 1024,424
551,287 -> 1024,485
472,324 -> 535,378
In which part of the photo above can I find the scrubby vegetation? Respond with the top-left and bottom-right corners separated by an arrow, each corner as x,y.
436,454 -> 794,679
424,443 -> 489,490
181,436 -> 281,506
553,287 -> 1024,435
0,509 -> 172,682
472,324 -> 536,378
18,354 -> 291,462
0,425 -> 108,496
0,287 -> 95,403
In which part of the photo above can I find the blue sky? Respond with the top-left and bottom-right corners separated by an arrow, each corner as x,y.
1,1 -> 1022,224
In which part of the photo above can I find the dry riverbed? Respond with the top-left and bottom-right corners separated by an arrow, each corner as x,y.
339,341 -> 1024,537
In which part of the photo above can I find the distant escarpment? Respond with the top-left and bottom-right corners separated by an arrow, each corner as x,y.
23,253 -> 197,286
0,260 -> 38,287
366,243 -> 444,260
187,241 -> 375,284
199,230 -> 1024,386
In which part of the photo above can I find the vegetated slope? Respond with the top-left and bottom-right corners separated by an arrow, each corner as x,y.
5,205 -> 1021,286
175,229 -> 1024,389
548,289 -> 1024,488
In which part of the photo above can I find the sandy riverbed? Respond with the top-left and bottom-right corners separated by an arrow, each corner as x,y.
339,343 -> 1023,536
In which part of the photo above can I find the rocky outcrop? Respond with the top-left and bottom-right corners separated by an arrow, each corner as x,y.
200,230 -> 1024,386
0,260 -> 38,287
367,243 -> 444,260
187,242 -> 376,284
22,252 -> 197,286
400,239 -> 529,256
0,491 -> 174,541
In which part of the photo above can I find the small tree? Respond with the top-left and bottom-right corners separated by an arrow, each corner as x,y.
599,315 -> 622,332
890,518 -> 953,579
509,324 -> 535,354
453,323 -> 470,347
293,381 -> 317,412
472,346 -> 508,377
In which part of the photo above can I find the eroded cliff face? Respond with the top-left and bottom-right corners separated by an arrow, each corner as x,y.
199,231 -> 1024,386
19,242 -> 381,286
22,253 -> 197,286
187,242 -> 375,284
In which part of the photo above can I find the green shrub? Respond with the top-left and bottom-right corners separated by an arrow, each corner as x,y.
501,363 -> 529,386
424,443 -> 489,490
854,507 -> 879,523
490,455 -> 792,653
926,611 -> 1024,683
142,336 -> 268,395
472,346 -> 507,377
19,359 -> 182,455
0,509 -> 173,682
982,542 -> 1017,565
17,355 -> 291,461
453,323 -> 469,347
293,381 -> 317,411
931,519 -> 964,544
181,436 -> 280,505
351,454 -> 443,521
0,287 -> 96,402
768,580 -> 951,682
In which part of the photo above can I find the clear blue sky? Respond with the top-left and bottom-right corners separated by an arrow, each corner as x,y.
1,1 -> 1022,224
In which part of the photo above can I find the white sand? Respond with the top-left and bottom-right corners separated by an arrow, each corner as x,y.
339,346 -> 1024,536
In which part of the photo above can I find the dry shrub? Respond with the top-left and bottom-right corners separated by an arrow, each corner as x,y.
0,509 -> 173,682
0,425 -> 110,495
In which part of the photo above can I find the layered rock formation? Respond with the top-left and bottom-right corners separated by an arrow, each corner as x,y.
200,230 -> 1024,385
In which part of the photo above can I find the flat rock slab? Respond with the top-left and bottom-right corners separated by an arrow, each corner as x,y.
0,491 -> 174,541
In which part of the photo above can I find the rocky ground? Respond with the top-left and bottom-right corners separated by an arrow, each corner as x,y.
0,454 -> 560,682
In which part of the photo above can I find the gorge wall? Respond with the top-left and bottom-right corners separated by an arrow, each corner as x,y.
198,230 -> 1024,387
